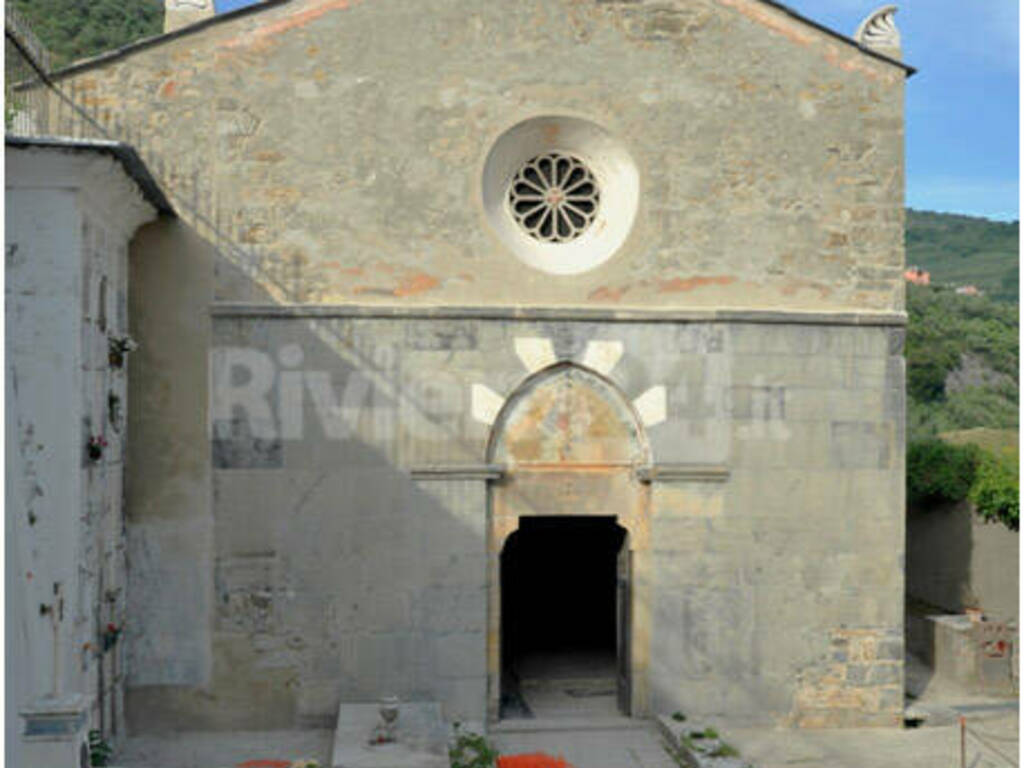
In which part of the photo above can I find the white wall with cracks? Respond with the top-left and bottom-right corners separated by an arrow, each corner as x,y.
5,145 -> 158,766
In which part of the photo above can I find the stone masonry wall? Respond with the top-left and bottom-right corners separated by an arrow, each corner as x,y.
792,627 -> 904,727
54,0 -> 905,312
49,0 -> 910,732
123,281 -> 905,728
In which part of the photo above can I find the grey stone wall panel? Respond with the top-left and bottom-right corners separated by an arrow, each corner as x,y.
107,0 -> 907,731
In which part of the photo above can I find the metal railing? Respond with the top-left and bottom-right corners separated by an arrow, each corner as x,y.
5,5 -> 52,135
960,715 -> 1020,767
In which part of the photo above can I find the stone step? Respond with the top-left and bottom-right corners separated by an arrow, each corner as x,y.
519,676 -> 618,693
656,715 -> 754,768
492,716 -> 647,734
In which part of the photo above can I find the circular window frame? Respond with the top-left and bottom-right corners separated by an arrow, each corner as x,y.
508,152 -> 601,243
482,116 -> 639,276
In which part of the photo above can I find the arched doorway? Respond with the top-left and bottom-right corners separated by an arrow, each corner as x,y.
486,363 -> 651,721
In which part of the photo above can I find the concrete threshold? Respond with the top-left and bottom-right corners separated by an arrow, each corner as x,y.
492,716 -> 649,734
951,701 -> 1020,713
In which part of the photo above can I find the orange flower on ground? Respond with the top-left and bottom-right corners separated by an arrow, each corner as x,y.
497,753 -> 573,768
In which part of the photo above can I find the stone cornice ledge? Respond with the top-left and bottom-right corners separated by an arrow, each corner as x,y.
636,464 -> 731,483
210,303 -> 906,327
410,464 -> 505,481
409,463 -> 730,483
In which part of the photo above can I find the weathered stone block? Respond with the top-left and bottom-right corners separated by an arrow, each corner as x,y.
876,638 -> 904,661
829,420 -> 892,469
866,663 -> 902,685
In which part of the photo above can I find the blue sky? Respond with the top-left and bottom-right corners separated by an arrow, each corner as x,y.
214,0 -> 263,12
786,1 -> 1019,221
214,0 -> 1020,221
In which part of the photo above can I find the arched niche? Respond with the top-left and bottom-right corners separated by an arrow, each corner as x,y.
485,362 -> 652,720
488,362 -> 650,468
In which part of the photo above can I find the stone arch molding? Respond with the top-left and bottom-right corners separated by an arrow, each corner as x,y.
483,358 -> 655,552
472,337 -> 668,441
487,361 -> 652,469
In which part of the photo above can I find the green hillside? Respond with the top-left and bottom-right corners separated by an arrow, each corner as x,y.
906,283 -> 1018,441
10,0 -> 162,69
904,210 -> 1019,440
906,209 -> 1019,302
905,283 -> 1018,529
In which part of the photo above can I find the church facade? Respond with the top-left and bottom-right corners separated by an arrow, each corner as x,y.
45,0 -> 911,731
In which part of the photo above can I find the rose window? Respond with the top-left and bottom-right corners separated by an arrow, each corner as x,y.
507,153 -> 601,243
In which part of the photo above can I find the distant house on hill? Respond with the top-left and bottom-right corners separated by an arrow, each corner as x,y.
905,266 -> 931,285
956,285 -> 982,297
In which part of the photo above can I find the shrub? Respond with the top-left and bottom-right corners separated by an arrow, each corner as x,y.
87,730 -> 113,767
450,724 -> 499,768
906,439 -> 980,506
969,449 -> 1020,531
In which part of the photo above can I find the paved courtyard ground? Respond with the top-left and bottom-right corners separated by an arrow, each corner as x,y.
113,704 -> 1019,768
113,652 -> 1018,768
491,720 -> 677,768
114,729 -> 335,768
724,708 -> 1018,768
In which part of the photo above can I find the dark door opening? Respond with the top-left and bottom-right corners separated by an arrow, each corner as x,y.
500,516 -> 628,718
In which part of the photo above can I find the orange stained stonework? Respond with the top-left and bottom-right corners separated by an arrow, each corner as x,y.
657,275 -> 736,293
222,0 -> 366,52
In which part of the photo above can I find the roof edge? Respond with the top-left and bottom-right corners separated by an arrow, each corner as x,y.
46,0 -> 915,81
48,0 -> 292,82
760,0 -> 915,76
6,135 -> 176,215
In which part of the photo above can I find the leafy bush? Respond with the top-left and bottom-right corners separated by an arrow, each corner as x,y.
906,439 -> 980,506
969,449 -> 1020,531
940,386 -> 1019,430
449,723 -> 498,768
88,730 -> 113,767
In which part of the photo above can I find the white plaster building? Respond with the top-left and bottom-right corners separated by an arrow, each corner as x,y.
5,138 -> 172,768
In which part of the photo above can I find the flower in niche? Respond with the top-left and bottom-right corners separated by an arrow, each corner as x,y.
87,435 -> 108,462
108,334 -> 139,369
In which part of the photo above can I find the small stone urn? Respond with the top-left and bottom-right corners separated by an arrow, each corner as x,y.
370,695 -> 400,745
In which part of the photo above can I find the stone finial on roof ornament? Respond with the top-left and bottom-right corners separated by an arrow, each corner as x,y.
855,5 -> 901,59
165,0 -> 215,33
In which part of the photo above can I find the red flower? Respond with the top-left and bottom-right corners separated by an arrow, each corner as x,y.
498,754 -> 573,768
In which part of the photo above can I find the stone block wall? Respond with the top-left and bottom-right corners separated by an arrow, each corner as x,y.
122,264 -> 905,728
907,501 -> 1019,623
33,0 -> 910,734
792,628 -> 904,727
52,0 -> 906,313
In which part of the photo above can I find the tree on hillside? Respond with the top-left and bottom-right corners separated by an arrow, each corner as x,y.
11,0 -> 163,69
906,284 -> 1018,441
